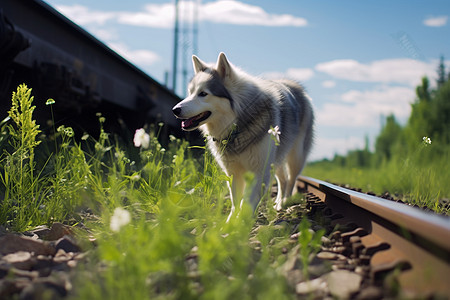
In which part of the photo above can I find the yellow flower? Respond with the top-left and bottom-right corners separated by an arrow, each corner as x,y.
45,98 -> 55,105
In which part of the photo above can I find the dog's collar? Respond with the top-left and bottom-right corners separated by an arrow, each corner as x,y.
209,97 -> 275,155
210,122 -> 267,155
211,124 -> 240,146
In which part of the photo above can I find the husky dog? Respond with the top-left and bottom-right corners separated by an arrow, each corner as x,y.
172,53 -> 314,221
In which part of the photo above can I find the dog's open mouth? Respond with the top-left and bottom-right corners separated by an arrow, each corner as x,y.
181,111 -> 211,130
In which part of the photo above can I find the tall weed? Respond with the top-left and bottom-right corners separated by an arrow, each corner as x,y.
0,84 -> 43,230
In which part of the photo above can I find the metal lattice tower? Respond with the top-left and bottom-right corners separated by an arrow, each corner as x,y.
172,0 -> 200,97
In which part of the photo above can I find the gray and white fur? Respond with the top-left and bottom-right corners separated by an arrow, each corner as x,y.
172,52 -> 314,221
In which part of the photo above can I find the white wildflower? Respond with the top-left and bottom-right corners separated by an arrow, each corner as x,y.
422,136 -> 432,146
81,133 -> 89,140
130,173 -> 141,181
110,207 -> 131,232
268,125 -> 281,144
133,128 -> 150,149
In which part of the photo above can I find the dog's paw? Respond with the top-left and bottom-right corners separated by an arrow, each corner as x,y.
273,202 -> 283,211
274,194 -> 304,211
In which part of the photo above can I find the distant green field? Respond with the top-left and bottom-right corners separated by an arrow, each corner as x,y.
304,144 -> 450,215
304,72 -> 450,216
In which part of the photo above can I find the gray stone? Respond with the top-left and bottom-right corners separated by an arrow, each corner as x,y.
317,251 -> 338,260
356,286 -> 384,300
55,236 -> 81,253
326,270 -> 362,299
0,234 -> 55,256
285,269 -> 304,288
2,251 -> 35,270
296,277 -> 327,295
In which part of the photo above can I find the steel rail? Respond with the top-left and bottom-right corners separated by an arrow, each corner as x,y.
297,175 -> 450,298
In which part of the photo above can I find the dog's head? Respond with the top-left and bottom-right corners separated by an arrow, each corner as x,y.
172,52 -> 235,131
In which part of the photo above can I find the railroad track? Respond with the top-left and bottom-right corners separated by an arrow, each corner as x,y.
297,175 -> 450,298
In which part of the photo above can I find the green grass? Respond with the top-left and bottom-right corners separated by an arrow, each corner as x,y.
304,143 -> 450,215
0,84 -> 327,299
69,131 -> 300,300
0,84 -> 43,230
1,84 -> 447,300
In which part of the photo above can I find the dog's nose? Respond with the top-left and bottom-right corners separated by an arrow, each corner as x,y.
172,107 -> 181,116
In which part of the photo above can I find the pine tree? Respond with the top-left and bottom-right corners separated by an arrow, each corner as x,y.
406,77 -> 432,149
375,114 -> 402,161
437,55 -> 446,89
430,78 -> 450,143
416,77 -> 431,102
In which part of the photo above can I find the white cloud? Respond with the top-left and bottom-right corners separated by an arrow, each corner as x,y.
309,136 -> 365,161
311,85 -> 415,160
201,1 -> 307,27
55,5 -> 115,25
315,58 -> 436,86
87,28 -> 119,41
117,3 -> 175,28
423,15 -> 448,27
263,68 -> 314,81
322,80 -> 336,88
285,68 -> 314,81
317,86 -> 415,127
55,1 -> 307,29
108,43 -> 160,66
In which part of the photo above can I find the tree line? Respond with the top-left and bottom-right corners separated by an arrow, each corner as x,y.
319,56 -> 450,168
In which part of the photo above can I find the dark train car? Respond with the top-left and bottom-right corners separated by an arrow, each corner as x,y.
0,0 -> 182,137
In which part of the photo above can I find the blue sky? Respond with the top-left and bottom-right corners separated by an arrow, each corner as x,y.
44,0 -> 450,161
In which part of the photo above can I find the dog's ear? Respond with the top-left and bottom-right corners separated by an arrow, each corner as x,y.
216,52 -> 232,79
192,55 -> 207,74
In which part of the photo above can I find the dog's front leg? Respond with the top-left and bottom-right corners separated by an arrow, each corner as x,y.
248,165 -> 272,213
226,172 -> 245,223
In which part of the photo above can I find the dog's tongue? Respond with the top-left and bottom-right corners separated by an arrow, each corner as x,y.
182,118 -> 194,129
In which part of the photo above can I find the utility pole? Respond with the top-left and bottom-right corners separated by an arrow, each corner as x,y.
193,0 -> 200,55
172,0 -> 180,93
181,1 -> 190,98
173,0 -> 199,95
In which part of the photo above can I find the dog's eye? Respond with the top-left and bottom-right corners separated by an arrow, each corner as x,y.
198,91 -> 208,97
